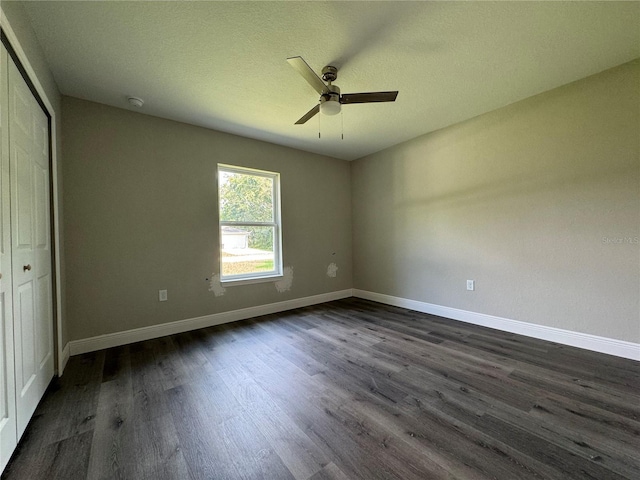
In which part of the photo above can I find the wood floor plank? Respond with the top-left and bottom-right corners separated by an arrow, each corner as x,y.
4,430 -> 94,480
130,413 -> 192,480
86,373 -> 134,480
129,340 -> 172,422
476,413 -> 629,480
151,336 -> 194,391
529,393 -> 640,461
308,462 -> 351,480
256,333 -> 327,376
241,331 -> 483,480
45,351 -> 106,443
398,394 -> 571,480
4,298 -> 638,480
101,345 -> 131,384
220,415 -> 296,480
164,383 -> 241,480
377,338 -> 539,411
509,367 -> 640,420
42,430 -> 94,480
217,362 -> 329,480
256,361 -> 456,479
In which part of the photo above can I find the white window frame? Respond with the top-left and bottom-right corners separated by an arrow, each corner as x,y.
217,164 -> 283,284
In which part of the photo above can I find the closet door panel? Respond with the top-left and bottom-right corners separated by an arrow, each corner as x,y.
0,291 -> 15,473
16,153 -> 31,243
15,284 -> 35,391
9,62 -> 38,436
36,276 -> 52,367
0,44 -> 17,474
33,114 -> 51,370
8,51 -> 53,438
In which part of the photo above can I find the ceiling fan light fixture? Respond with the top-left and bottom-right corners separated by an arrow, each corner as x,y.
320,95 -> 341,116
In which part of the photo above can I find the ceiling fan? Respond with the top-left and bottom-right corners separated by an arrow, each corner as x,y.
287,56 -> 399,125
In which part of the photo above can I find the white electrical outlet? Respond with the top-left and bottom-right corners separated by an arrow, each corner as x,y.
159,289 -> 168,301
466,280 -> 475,291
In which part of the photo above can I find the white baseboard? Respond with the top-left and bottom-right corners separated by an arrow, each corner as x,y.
68,288 -> 639,361
69,289 -> 353,356
58,342 -> 70,375
353,289 -> 640,361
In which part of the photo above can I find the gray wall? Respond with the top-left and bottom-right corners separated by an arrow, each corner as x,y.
62,96 -> 352,341
352,60 -> 639,343
2,1 -> 66,345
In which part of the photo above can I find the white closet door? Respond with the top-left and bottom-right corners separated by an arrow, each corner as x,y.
8,48 -> 53,438
0,44 -> 17,474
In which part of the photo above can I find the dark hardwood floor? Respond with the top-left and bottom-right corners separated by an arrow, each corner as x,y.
3,298 -> 639,480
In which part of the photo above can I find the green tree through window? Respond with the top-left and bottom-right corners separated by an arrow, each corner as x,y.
219,172 -> 274,251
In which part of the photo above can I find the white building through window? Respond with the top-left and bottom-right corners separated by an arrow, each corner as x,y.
217,164 -> 282,282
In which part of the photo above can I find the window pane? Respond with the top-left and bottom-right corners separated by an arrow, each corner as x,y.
219,171 -> 274,222
221,225 -> 276,277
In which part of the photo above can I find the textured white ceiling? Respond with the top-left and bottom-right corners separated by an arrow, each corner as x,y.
20,1 -> 640,160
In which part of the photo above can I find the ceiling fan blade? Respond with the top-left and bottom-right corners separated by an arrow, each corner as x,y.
295,104 -> 320,125
340,91 -> 399,104
287,56 -> 328,95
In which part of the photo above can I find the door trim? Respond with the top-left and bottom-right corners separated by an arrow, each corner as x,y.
0,12 -> 65,375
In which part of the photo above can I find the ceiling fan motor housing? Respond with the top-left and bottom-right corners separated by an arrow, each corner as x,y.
321,65 -> 338,82
324,84 -> 340,95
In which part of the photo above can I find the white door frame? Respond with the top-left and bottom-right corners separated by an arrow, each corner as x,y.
0,10 -> 66,375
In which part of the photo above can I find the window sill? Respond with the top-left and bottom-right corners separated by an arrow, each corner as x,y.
220,273 -> 283,287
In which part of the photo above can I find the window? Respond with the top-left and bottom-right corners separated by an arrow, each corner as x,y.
217,164 -> 282,283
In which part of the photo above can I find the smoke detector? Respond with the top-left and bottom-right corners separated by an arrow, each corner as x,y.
127,96 -> 144,108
